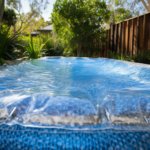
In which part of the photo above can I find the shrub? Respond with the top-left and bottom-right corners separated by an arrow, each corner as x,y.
108,49 -> 150,64
24,35 -> 43,59
0,28 -> 26,65
51,0 -> 110,57
40,34 -> 64,56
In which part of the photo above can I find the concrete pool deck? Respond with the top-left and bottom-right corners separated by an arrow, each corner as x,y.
4,59 -> 24,65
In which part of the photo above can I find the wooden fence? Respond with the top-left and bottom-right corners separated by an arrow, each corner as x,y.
92,12 -> 150,58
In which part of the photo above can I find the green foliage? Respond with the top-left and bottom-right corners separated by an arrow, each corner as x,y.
107,0 -> 134,24
24,34 -> 64,59
80,51 -> 91,57
108,0 -> 140,16
109,49 -> 150,64
51,0 -> 110,56
24,35 -> 42,59
52,38 -> 64,56
0,0 -> 49,36
18,16 -> 51,35
37,34 -> 64,56
0,58 -> 5,65
40,34 -> 54,49
108,50 -> 127,60
114,8 -> 132,23
4,34 -> 27,60
0,29 -> 9,64
2,7 -> 17,27
0,28 -> 26,64
133,50 -> 150,64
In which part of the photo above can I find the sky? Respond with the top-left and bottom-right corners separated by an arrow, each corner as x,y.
12,0 -> 145,21
21,0 -> 56,21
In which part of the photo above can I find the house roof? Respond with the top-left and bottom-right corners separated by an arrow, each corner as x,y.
25,32 -> 40,36
37,24 -> 53,31
31,32 -> 40,35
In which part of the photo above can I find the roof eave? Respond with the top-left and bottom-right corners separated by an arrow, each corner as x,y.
37,30 -> 52,32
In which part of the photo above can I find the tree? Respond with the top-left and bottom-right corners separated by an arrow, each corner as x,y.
107,0 -> 138,24
2,7 -> 17,27
0,0 -> 5,30
114,8 -> 132,23
13,13 -> 42,35
109,0 -> 147,15
0,0 -> 49,31
107,7 -> 133,25
140,0 -> 150,12
122,0 -> 150,13
51,0 -> 110,57
17,16 -> 50,34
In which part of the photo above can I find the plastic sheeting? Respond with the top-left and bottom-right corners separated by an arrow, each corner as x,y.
1,125 -> 150,149
0,57 -> 150,131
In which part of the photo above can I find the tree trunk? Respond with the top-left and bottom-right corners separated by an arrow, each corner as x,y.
141,0 -> 150,12
0,0 -> 5,31
14,24 -> 16,35
77,43 -> 81,57
147,0 -> 150,12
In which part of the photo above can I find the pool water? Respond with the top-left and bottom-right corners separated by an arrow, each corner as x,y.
0,57 -> 150,149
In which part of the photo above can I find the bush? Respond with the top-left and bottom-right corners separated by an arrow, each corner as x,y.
0,28 -> 26,64
24,34 -> 64,59
108,49 -> 150,64
51,0 -> 110,57
39,34 -> 64,56
24,35 -> 44,59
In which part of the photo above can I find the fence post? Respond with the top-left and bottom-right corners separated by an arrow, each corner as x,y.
139,16 -> 143,52
129,20 -> 133,56
148,14 -> 150,50
117,23 -> 121,53
133,18 -> 137,56
132,19 -> 134,56
137,17 -> 140,53
125,20 -> 129,54
143,14 -> 146,51
106,30 -> 110,58
110,24 -> 114,52
143,14 -> 149,51
114,24 -> 118,54
121,22 -> 125,56
97,12 -> 150,58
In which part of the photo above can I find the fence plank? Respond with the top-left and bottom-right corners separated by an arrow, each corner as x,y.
137,17 -> 140,52
148,14 -> 150,50
127,21 -> 129,54
133,18 -> 137,56
99,40 -> 102,57
109,29 -> 111,51
102,43 -> 105,57
126,21 -> 129,54
110,25 -> 113,52
104,31 -> 107,57
139,16 -> 143,51
106,30 -> 110,58
114,24 -> 118,53
121,22 -> 125,56
142,14 -> 148,51
117,23 -> 121,53
132,19 -> 134,56
90,12 -> 150,58
144,14 -> 149,51
129,20 -> 133,56
143,15 -> 146,51
124,21 -> 127,53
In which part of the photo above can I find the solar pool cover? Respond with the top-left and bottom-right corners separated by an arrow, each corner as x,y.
0,57 -> 150,149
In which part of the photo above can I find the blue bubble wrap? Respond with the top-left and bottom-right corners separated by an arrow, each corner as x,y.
0,57 -> 150,149
0,125 -> 150,149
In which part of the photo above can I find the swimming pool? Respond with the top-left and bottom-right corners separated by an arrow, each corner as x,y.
0,57 -> 150,149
